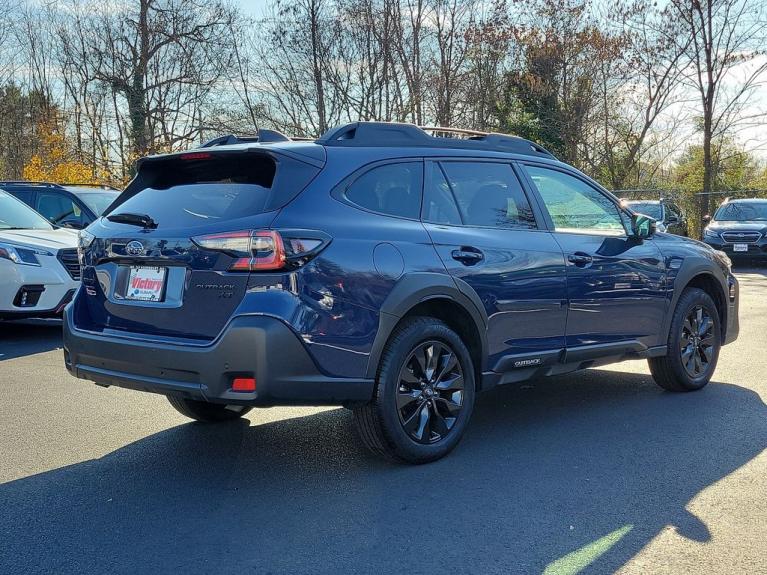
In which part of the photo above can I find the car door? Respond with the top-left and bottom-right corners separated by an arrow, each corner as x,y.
519,163 -> 667,355
421,159 -> 568,373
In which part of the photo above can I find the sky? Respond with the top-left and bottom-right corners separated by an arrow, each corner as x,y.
235,0 -> 268,18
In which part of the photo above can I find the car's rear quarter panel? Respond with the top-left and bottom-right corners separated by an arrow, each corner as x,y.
271,150 -> 447,378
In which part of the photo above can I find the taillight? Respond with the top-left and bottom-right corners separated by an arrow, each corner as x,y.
191,229 -> 330,272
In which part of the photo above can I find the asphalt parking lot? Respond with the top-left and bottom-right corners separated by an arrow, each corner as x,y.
1,268 -> 765,575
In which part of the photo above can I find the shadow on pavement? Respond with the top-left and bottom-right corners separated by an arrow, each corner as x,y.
1,369 -> 765,574
0,320 -> 63,361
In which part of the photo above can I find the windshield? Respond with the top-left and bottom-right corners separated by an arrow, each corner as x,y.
76,192 -> 119,215
0,191 -> 54,230
627,202 -> 663,220
714,202 -> 767,221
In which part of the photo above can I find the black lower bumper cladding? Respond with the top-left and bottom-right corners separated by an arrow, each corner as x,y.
63,311 -> 374,406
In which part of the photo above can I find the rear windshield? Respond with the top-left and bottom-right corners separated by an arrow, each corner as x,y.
627,202 -> 662,220
109,151 -> 319,228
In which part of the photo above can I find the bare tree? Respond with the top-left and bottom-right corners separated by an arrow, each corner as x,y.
669,0 -> 767,213
428,0 -> 474,126
83,0 -> 236,159
251,0 -> 347,136
586,1 -> 691,189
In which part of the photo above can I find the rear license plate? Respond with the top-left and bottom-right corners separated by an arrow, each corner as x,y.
733,243 -> 748,252
126,266 -> 167,301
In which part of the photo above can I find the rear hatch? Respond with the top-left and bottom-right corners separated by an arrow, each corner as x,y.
76,146 -> 323,341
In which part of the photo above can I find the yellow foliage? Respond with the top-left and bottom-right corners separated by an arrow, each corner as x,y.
22,121 -> 106,185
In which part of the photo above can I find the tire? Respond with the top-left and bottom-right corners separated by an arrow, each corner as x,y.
167,395 -> 252,423
353,317 -> 476,464
649,287 -> 721,392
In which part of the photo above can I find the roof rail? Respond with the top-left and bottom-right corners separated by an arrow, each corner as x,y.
199,129 -> 292,148
420,126 -> 488,138
0,180 -> 66,189
315,122 -> 556,159
63,183 -> 121,191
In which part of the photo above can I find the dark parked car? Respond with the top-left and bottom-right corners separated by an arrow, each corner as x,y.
623,199 -> 688,236
64,123 -> 739,463
1,181 -> 119,229
702,198 -> 767,261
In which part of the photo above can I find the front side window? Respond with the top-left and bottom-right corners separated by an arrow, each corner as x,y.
438,161 -> 536,229
344,162 -> 422,219
524,166 -> 624,234
37,192 -> 86,227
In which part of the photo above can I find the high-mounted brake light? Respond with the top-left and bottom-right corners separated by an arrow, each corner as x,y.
192,229 -> 331,272
179,152 -> 212,161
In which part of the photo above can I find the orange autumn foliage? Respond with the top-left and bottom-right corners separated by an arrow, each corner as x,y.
22,121 -> 104,185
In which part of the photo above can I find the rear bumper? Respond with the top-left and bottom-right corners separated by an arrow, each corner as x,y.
63,310 -> 374,406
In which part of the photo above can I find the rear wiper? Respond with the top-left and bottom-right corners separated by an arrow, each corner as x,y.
106,212 -> 158,229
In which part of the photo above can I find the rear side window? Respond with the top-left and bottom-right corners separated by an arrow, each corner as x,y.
344,162 -> 422,219
439,161 -> 536,229
8,190 -> 34,205
423,163 -> 462,225
110,152 -> 319,228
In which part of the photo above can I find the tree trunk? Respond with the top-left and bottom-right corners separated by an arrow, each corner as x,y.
127,0 -> 150,163
309,0 -> 327,134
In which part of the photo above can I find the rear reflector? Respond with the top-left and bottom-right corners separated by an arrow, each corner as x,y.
232,377 -> 256,392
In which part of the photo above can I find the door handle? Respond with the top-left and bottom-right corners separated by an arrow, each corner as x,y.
567,252 -> 593,266
451,248 -> 484,265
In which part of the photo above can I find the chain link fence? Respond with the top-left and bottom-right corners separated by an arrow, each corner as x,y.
613,189 -> 767,239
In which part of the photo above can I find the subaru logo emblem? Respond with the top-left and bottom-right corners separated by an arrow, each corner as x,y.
125,240 -> 145,256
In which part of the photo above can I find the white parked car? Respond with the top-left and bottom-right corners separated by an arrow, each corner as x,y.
0,190 -> 80,320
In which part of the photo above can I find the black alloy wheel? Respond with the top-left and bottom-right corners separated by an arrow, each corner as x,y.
353,316 -> 475,463
396,341 -> 465,444
680,305 -> 716,378
648,287 -> 721,392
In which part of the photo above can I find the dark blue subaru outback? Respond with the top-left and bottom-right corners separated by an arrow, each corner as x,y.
64,123 -> 739,463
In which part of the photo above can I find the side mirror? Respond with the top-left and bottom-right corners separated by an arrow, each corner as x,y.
702,214 -> 712,223
631,214 -> 656,239
666,215 -> 679,224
